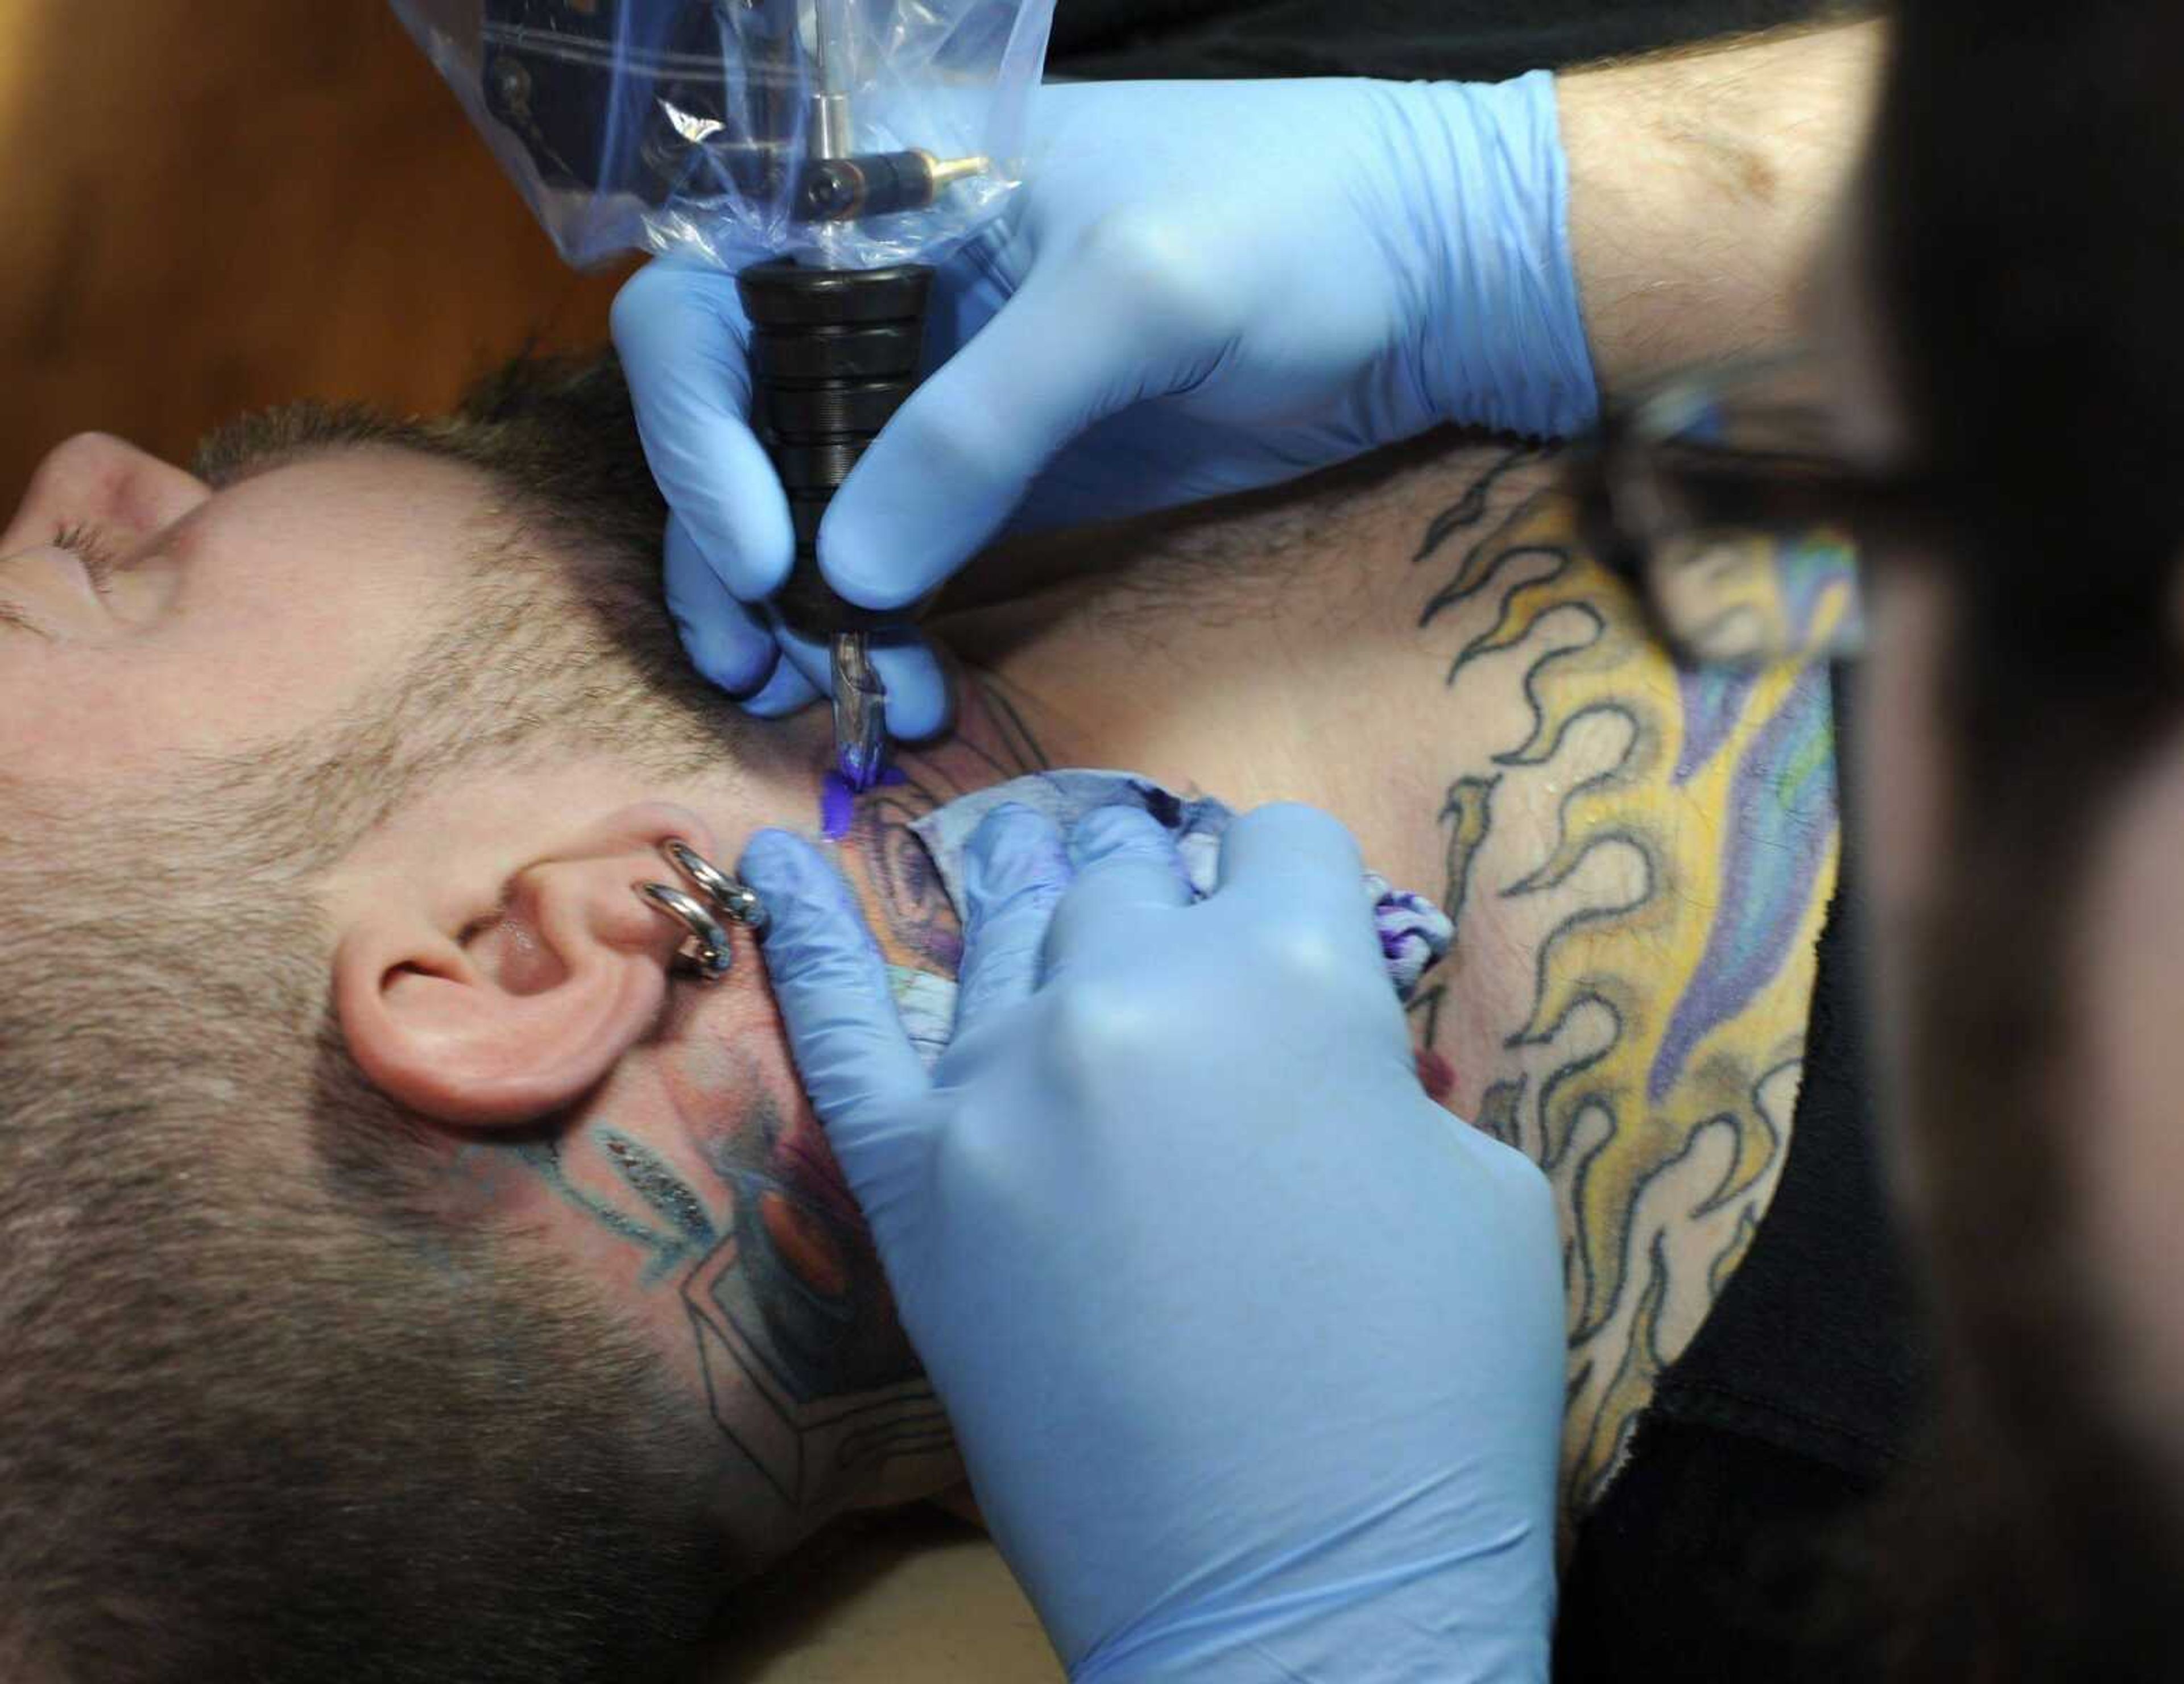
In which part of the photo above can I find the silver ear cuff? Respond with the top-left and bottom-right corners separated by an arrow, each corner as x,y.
636,881 -> 734,979
663,839 -> 768,934
634,837 -> 769,982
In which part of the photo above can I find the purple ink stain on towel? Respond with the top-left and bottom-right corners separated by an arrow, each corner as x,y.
818,766 -> 905,841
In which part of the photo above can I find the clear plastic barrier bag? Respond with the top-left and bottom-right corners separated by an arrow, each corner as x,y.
391,0 -> 1056,270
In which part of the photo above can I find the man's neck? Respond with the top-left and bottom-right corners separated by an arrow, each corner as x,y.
925,440 -> 1553,1110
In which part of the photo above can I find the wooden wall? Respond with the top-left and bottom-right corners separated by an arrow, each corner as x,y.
0,0 -> 632,502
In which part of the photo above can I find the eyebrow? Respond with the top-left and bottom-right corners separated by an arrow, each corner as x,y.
191,403 -> 439,491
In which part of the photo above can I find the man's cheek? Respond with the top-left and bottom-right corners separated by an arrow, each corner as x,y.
0,659 -> 232,775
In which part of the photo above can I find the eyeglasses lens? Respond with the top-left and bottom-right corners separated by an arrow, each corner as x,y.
1619,356 -> 1867,669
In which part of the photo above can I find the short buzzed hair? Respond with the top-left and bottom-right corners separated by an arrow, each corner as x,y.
0,355 -> 750,1681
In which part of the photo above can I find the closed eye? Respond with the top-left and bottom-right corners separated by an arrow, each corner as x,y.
53,523 -> 123,603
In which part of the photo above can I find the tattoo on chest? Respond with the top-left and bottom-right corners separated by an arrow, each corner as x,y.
1408,447 -> 1842,1524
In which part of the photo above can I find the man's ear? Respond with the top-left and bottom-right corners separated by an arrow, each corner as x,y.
332,804 -> 718,1128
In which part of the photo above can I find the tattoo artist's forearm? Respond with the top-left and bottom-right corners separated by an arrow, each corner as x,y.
1557,17 -> 1887,384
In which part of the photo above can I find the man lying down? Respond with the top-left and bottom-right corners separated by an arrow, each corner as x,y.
0,352 -> 1836,1681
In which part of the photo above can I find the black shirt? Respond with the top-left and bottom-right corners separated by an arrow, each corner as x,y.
1051,0 -> 1831,81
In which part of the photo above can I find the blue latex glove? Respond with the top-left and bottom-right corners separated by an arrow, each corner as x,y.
615,73 -> 1596,722
740,802 -> 1565,1681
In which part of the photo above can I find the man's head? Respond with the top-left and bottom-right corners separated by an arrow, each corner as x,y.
0,358 -> 931,1680
1829,3 -> 2184,1671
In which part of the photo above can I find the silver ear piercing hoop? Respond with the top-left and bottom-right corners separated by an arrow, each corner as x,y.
634,838 -> 769,980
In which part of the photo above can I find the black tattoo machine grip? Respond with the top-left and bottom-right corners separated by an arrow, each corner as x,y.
736,259 -> 933,638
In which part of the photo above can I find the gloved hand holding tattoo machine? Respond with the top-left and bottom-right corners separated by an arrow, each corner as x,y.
392,0 -> 1062,786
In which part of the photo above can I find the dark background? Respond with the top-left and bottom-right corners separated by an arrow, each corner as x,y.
0,0 -> 1823,504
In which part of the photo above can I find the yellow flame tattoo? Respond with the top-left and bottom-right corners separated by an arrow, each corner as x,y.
1419,460 -> 1844,1520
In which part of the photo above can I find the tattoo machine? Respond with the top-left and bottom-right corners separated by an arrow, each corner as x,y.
390,0 -> 1057,788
